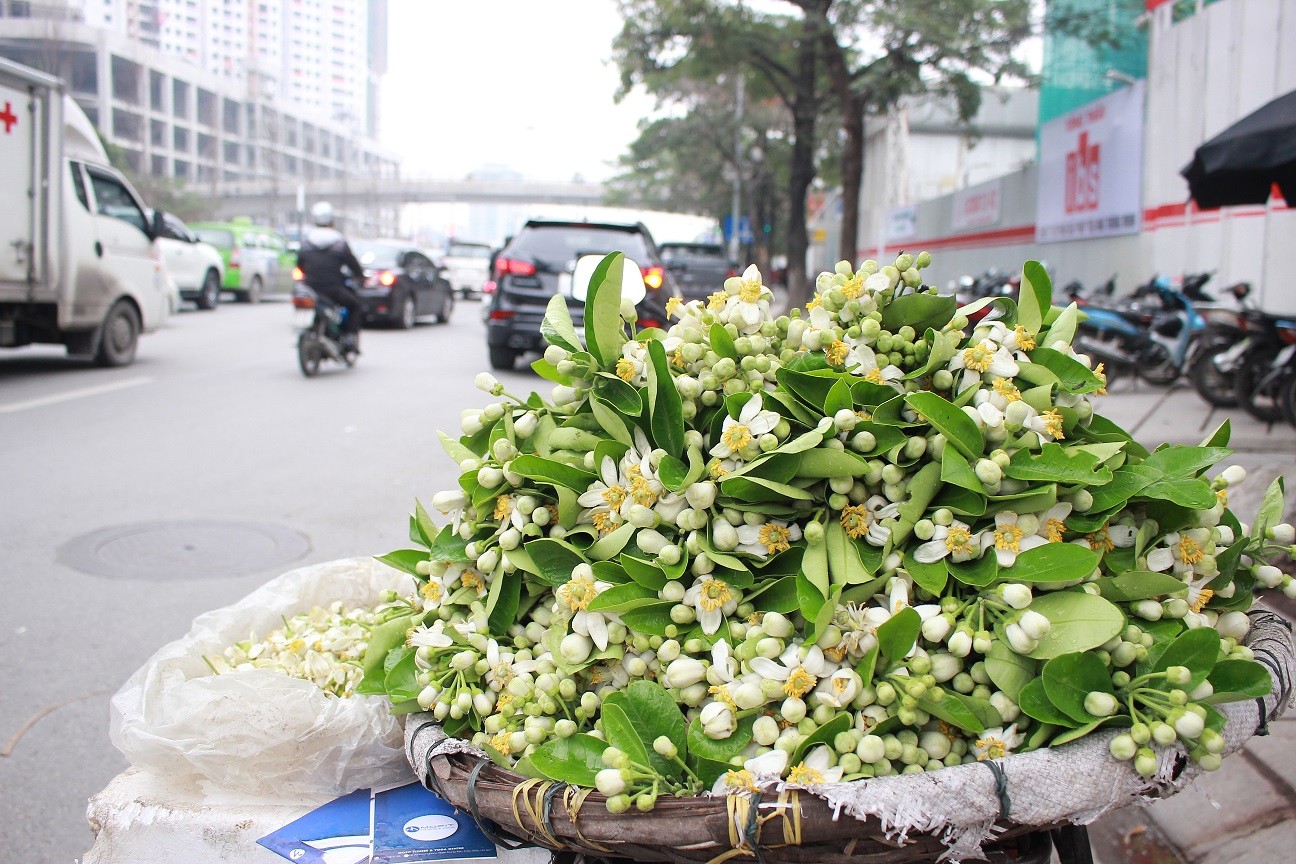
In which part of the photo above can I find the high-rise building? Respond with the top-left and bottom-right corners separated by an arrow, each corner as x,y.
0,0 -> 396,219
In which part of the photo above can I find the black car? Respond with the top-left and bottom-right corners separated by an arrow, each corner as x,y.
351,239 -> 454,329
484,220 -> 679,370
659,241 -> 737,301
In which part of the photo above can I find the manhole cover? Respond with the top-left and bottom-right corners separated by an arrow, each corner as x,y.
58,520 -> 312,580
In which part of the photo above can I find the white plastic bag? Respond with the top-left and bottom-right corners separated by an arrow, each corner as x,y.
110,557 -> 416,796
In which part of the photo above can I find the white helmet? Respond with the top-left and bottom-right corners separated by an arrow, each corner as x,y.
310,201 -> 334,227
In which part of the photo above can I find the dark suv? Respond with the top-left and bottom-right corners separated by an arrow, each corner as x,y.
484,220 -> 679,370
659,242 -> 738,301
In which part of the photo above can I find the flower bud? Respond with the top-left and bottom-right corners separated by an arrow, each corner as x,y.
1256,564 -> 1284,589
432,490 -> 467,513
1219,465 -> 1246,487
1174,711 -> 1205,740
948,630 -> 973,658
1109,734 -> 1137,761
1215,611 -> 1251,640
1001,583 -> 1032,610
653,736 -> 679,759
1005,623 -> 1037,655
922,614 -> 953,644
700,701 -> 737,739
753,715 -> 781,746
560,633 -> 593,665
1134,747 -> 1158,778
665,657 -> 706,689
1018,610 -> 1051,641
762,611 -> 794,639
1084,691 -> 1119,717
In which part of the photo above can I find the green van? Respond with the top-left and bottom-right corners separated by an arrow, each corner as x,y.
189,218 -> 292,302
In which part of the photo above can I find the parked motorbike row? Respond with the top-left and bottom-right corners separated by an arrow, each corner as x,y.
950,267 -> 1296,427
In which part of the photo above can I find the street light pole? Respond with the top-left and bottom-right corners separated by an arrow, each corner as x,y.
730,75 -> 744,264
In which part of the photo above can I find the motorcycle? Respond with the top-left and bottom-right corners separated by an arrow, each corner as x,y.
1224,309 -> 1296,422
295,284 -> 359,377
1187,281 -> 1253,407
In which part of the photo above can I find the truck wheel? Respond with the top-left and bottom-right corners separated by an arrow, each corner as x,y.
489,345 -> 516,371
197,269 -> 221,310
242,275 -> 263,304
95,300 -> 140,367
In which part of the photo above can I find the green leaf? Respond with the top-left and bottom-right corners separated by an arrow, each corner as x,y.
486,570 -> 521,637
587,581 -> 660,614
1141,446 -> 1232,479
1024,591 -> 1126,659
1028,346 -> 1104,394
358,610 -> 419,694
1206,659 -> 1273,703
525,538 -> 587,586
1253,477 -> 1287,541
646,339 -> 684,456
880,292 -> 958,332
1042,652 -> 1113,724
1046,302 -> 1081,347
746,575 -> 799,613
1153,627 -> 1222,688
939,444 -> 986,495
1140,478 -> 1217,509
382,647 -> 419,702
619,601 -> 676,636
1201,419 -> 1232,449
604,680 -> 688,777
917,690 -> 985,733
1004,444 -> 1110,485
984,642 -> 1037,702
1017,677 -> 1080,727
508,455 -> 596,491
790,711 -> 851,766
905,391 -> 984,460
600,701 -> 653,768
621,555 -> 667,590
592,375 -> 643,416
720,474 -> 814,502
1017,260 -> 1052,335
1049,719 -> 1105,747
532,357 -> 574,385
376,548 -> 426,578
1094,571 -> 1192,602
584,252 -> 627,368
825,378 -> 853,416
796,447 -> 869,479
905,554 -> 948,595
877,607 -> 921,662
587,522 -> 637,561
1087,464 -> 1161,514
686,714 -> 753,763
710,322 -> 738,359
658,454 -> 689,491
826,521 -> 870,586
948,553 -> 999,588
541,293 -> 583,353
1002,543 -> 1100,584
437,431 -> 476,467
530,733 -> 609,787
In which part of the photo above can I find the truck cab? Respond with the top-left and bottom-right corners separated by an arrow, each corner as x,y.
0,57 -> 171,366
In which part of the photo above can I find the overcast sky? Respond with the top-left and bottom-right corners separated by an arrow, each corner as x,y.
380,0 -> 658,182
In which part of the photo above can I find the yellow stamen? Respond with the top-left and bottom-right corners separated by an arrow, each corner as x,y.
493,495 -> 512,522
709,461 -> 729,480
1087,528 -> 1115,552
739,278 -> 762,303
665,296 -> 682,318
865,367 -> 885,384
995,524 -> 1024,554
823,645 -> 847,663
1042,409 -> 1066,440
840,505 -> 871,540
421,581 -> 443,602
708,290 -> 728,311
697,578 -> 733,613
557,573 -> 598,611
1093,362 -> 1108,396
287,638 -> 305,653
489,731 -> 513,756
629,475 -> 658,507
938,721 -> 959,743
461,570 -> 486,593
962,342 -> 994,373
671,348 -> 686,368
1190,588 -> 1215,614
783,667 -> 817,698
855,409 -> 873,421
1045,518 -> 1067,543
615,357 -> 636,382
709,684 -> 738,711
787,764 -> 825,784
825,339 -> 849,367
495,692 -> 514,713
758,522 -> 792,555
806,293 -> 823,310
1178,536 -> 1207,565
1216,489 -> 1229,507
831,676 -> 850,694
721,423 -> 753,453
1013,326 -> 1036,351
993,378 -> 1021,402
841,273 -> 864,300
601,484 -> 628,510
975,736 -> 1007,761
945,525 -> 975,556
722,769 -> 759,792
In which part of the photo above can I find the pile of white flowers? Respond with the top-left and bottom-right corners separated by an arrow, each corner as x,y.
351,252 -> 1294,813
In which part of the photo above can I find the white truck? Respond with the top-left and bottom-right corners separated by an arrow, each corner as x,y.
0,57 -> 171,366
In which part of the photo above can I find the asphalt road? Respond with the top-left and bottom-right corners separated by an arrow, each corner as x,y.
0,294 -> 535,863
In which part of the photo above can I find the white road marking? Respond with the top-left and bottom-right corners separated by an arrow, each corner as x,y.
0,376 -> 153,414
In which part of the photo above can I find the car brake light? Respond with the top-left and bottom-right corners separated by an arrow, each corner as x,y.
292,266 -> 303,281
495,258 -> 536,278
640,317 -> 663,330
490,309 -> 515,321
229,249 -> 241,269
642,265 -> 664,290
1281,327 -> 1296,346
379,271 -> 397,287
292,293 -> 315,309
726,267 -> 738,279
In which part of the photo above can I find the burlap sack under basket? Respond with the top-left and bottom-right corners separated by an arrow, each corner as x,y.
406,609 -> 1295,864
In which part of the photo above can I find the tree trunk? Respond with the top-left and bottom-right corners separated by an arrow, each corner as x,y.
818,26 -> 865,266
784,25 -> 820,309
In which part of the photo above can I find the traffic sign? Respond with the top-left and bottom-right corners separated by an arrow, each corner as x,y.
723,214 -> 754,245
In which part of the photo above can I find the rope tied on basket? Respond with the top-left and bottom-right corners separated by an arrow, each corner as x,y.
979,760 -> 1013,819
561,785 -> 616,854
466,759 -> 527,850
512,779 -> 564,848
706,789 -> 804,864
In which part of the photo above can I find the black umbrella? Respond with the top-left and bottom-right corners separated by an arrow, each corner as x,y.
1181,87 -> 1296,208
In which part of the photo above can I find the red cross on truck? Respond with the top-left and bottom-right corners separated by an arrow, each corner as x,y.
0,101 -> 17,133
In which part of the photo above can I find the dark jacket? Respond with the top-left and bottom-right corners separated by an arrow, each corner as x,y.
296,226 -> 364,296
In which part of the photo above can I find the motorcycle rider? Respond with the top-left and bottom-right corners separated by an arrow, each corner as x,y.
296,201 -> 364,352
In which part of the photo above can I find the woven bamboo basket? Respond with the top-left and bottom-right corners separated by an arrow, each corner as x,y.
405,610 -> 1295,864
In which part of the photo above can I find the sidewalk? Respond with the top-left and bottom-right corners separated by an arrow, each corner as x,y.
1082,380 -> 1296,864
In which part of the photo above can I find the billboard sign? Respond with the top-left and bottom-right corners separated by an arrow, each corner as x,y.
1036,80 -> 1145,243
952,179 -> 1001,231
